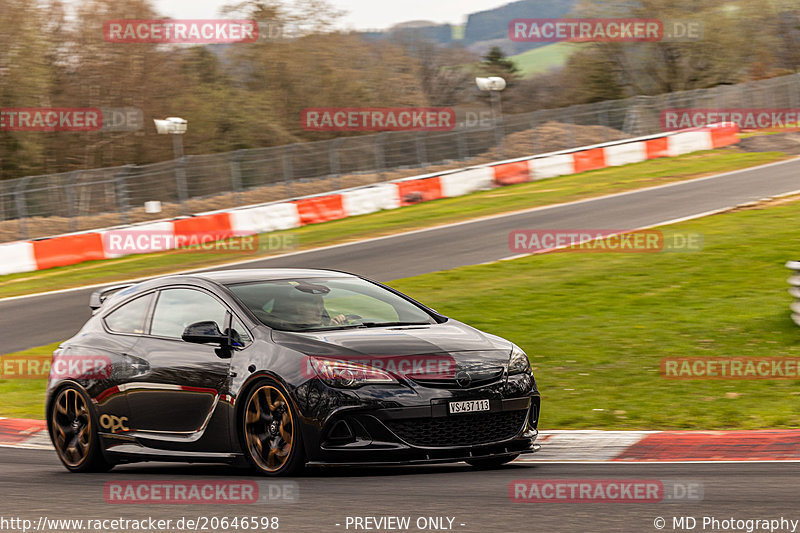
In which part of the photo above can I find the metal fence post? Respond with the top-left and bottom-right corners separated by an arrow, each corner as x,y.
530,112 -> 540,155
415,131 -> 428,167
14,177 -> 31,240
65,171 -> 79,232
230,151 -> 244,207
373,133 -> 388,183
114,165 -> 135,225
457,127 -> 468,160
330,138 -> 343,189
282,146 -> 294,198
175,157 -> 189,215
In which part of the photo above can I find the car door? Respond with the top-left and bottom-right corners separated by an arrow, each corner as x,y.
123,287 -> 234,437
92,291 -> 156,435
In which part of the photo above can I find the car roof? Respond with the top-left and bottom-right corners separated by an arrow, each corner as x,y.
187,268 -> 357,285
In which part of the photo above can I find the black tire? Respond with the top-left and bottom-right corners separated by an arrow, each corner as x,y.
465,454 -> 519,469
49,385 -> 114,473
241,378 -> 305,476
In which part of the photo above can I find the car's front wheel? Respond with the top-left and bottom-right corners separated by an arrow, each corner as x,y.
50,386 -> 114,472
241,379 -> 305,476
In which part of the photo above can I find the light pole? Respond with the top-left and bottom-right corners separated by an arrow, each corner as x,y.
154,117 -> 189,212
475,77 -> 507,157
154,117 -> 188,159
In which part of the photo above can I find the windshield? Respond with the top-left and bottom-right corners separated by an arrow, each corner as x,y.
226,277 -> 437,331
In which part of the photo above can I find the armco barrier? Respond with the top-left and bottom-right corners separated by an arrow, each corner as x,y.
294,194 -> 346,225
668,130 -> 713,156
341,184 -> 400,216
173,213 -> 234,240
786,261 -> 800,326
396,176 -> 443,206
0,241 -> 37,275
439,167 -> 494,198
492,161 -> 530,186
604,142 -> 647,167
32,233 -> 106,270
645,136 -> 670,159
0,123 -> 739,276
572,147 -> 607,174
229,203 -> 300,236
530,153 -> 575,179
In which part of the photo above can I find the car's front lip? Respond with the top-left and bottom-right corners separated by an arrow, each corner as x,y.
305,444 -> 540,468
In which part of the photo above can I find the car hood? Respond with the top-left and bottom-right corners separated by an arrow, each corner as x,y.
270,321 -> 512,380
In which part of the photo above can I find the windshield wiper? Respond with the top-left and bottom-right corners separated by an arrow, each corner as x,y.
360,321 -> 431,328
299,324 -> 368,332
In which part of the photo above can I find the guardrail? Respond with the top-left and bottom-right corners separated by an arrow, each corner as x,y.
0,123 -> 739,277
786,261 -> 800,326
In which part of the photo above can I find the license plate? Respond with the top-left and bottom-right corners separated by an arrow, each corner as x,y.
448,399 -> 490,414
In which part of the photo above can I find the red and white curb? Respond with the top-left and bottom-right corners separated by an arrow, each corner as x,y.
0,417 -> 50,449
5,418 -> 800,462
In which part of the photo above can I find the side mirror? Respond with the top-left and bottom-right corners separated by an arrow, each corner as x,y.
182,321 -> 229,346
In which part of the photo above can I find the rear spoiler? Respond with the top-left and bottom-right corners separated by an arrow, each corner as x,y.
89,284 -> 135,311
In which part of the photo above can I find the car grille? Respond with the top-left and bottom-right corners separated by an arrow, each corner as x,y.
411,368 -> 504,389
385,410 -> 527,447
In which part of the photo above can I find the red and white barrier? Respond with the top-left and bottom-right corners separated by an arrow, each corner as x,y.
341,184 -> 400,216
0,123 -> 740,276
229,202 -> 300,236
440,167 -> 494,197
0,242 -> 37,275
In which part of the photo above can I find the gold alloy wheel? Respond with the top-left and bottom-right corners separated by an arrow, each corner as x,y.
244,385 -> 294,473
52,388 -> 92,467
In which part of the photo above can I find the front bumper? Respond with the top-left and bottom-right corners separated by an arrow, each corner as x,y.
301,393 -> 540,465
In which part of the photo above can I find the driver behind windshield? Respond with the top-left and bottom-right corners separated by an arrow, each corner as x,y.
275,290 -> 347,327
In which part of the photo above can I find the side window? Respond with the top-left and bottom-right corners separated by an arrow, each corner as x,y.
104,293 -> 153,334
229,317 -> 252,347
150,288 -> 229,339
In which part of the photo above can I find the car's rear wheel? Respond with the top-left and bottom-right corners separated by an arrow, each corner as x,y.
465,454 -> 519,469
242,380 -> 305,476
50,386 -> 113,472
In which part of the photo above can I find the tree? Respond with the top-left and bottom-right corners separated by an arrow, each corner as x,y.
481,46 -> 520,81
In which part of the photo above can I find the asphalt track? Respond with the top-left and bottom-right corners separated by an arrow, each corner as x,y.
3,157 -> 799,353
1,447 -> 799,533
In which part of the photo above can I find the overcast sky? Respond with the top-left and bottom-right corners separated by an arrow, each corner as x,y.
152,0 -> 512,31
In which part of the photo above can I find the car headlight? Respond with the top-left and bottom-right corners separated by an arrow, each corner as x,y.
508,345 -> 531,375
308,357 -> 398,388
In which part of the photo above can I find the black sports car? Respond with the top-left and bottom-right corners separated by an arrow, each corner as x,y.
46,269 -> 540,475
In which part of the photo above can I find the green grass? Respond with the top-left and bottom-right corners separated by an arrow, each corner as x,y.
0,342 -> 58,419
0,149 -> 787,299
387,199 -> 800,430
510,43 -> 583,77
7,193 -> 800,427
